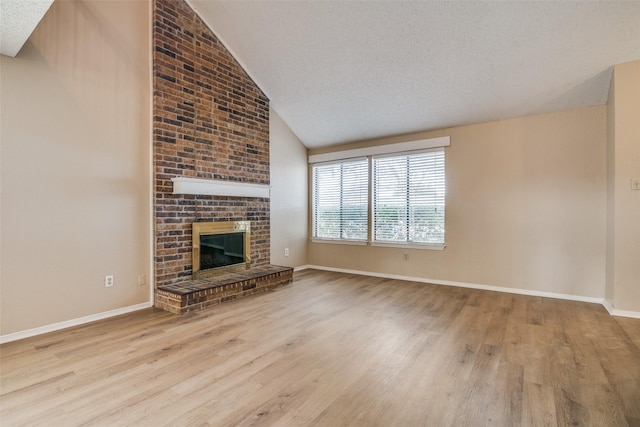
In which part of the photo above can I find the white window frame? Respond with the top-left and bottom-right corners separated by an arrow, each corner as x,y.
311,158 -> 369,244
309,137 -> 449,250
371,148 -> 445,250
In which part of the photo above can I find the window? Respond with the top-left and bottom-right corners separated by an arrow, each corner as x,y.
310,138 -> 447,248
312,158 -> 368,241
373,149 -> 445,245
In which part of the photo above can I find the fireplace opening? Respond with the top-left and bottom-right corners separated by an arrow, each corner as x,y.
200,232 -> 244,270
193,221 -> 250,279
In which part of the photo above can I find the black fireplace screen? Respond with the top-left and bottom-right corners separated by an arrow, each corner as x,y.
199,232 -> 245,271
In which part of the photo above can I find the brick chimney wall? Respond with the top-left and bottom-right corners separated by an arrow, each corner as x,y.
153,0 -> 270,288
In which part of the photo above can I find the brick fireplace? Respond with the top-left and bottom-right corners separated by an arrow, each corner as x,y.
152,0 -> 291,313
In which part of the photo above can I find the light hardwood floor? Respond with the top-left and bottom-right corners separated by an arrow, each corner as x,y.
1,269 -> 639,426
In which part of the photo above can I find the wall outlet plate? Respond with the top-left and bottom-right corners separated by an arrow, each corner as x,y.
632,178 -> 640,191
105,275 -> 114,287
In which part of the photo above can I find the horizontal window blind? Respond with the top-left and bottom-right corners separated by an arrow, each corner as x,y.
373,149 -> 445,244
313,159 -> 368,241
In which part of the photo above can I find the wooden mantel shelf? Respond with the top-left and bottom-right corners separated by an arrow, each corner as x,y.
171,177 -> 270,198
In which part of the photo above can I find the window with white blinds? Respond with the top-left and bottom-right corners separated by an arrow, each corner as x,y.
312,158 -> 368,241
373,149 -> 445,245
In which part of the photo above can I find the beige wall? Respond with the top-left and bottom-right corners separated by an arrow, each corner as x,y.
309,106 -> 607,298
0,0 -> 151,336
270,108 -> 308,267
606,61 -> 640,312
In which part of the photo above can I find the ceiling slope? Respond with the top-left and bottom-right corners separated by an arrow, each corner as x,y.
188,1 -> 640,148
0,0 -> 54,57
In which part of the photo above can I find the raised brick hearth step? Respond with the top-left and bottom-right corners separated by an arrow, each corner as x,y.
154,265 -> 294,314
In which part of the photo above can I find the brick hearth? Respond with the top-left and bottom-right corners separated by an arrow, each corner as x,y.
155,266 -> 293,314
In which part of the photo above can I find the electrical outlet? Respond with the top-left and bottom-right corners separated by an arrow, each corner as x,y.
138,274 -> 146,286
284,248 -> 290,257
403,252 -> 409,261
105,275 -> 114,287
632,178 -> 640,191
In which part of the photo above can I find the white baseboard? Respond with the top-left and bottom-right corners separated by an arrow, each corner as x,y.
603,299 -> 640,319
303,265 -> 640,319
603,299 -> 615,314
293,265 -> 313,272
0,301 -> 153,344
609,309 -> 640,319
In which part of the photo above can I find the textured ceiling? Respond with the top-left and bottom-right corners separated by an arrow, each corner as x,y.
0,0 -> 53,57
188,1 -> 640,149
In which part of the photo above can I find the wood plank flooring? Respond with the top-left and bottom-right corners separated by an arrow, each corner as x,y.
1,269 -> 639,426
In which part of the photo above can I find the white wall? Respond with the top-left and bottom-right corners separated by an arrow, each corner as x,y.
0,0 -> 151,336
269,107 -> 308,267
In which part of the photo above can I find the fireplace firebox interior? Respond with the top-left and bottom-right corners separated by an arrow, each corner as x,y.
199,232 -> 244,270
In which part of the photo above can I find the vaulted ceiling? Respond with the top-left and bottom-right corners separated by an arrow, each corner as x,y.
188,1 -> 640,148
3,1 -> 639,149
0,0 -> 53,57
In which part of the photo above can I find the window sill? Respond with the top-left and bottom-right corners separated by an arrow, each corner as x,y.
311,239 -> 445,251
370,242 -> 446,251
311,239 -> 368,246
